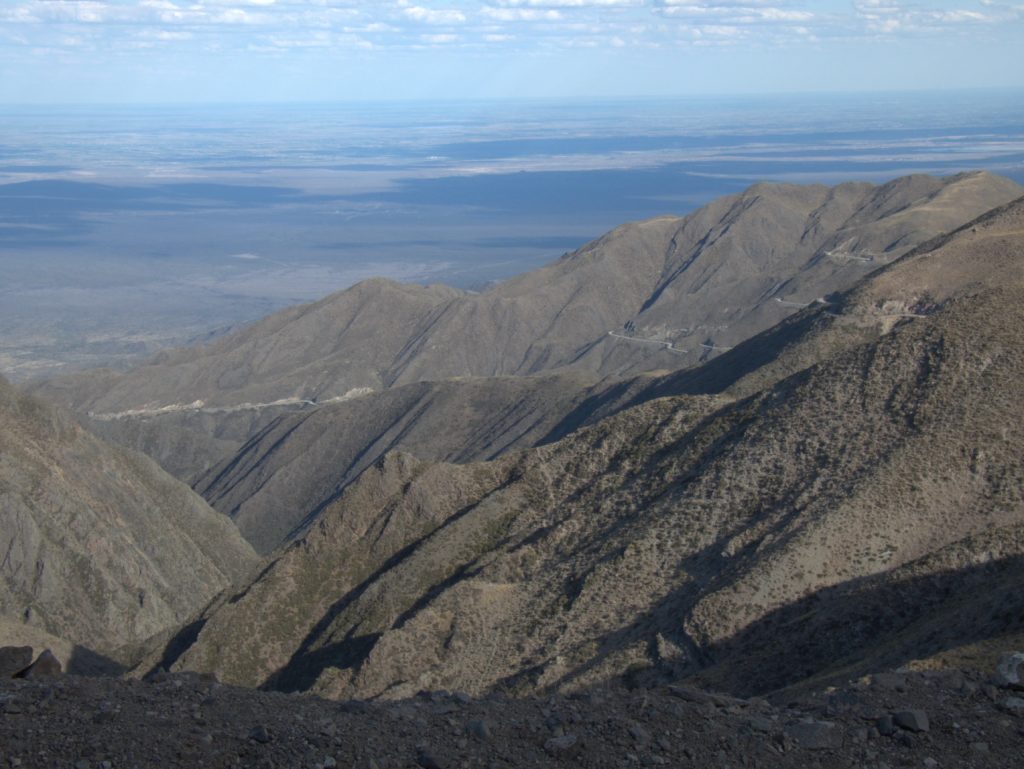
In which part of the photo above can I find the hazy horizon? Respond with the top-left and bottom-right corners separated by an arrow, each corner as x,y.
5,84 -> 1024,107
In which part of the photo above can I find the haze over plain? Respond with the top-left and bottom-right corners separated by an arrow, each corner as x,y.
1,93 -> 1022,379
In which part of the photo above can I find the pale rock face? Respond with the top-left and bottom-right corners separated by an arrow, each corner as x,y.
994,652 -> 1024,690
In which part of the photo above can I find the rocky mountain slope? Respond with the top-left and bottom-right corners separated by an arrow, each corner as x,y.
146,195 -> 1024,701
0,375 -> 257,657
84,367 -> 663,554
192,371 -> 598,554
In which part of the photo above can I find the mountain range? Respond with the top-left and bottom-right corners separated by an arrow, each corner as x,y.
39,172 -> 1020,416
4,172 -> 1023,707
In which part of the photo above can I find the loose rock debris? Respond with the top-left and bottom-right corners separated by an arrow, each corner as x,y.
2,661 -> 1024,768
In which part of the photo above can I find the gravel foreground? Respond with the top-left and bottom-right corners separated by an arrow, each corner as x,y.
2,666 -> 1023,769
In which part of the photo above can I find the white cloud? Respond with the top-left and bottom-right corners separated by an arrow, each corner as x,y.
0,0 -> 1020,63
926,9 -> 988,21
757,8 -> 812,22
496,0 -> 640,6
14,1 -> 112,23
265,30 -> 333,47
699,23 -> 740,36
656,2 -> 813,24
403,6 -> 467,24
853,0 -> 1009,34
203,0 -> 277,6
142,28 -> 193,40
421,32 -> 458,42
0,6 -> 38,23
481,6 -> 564,19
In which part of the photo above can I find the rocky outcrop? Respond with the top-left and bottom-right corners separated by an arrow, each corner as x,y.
0,647 -> 32,678
14,649 -> 62,679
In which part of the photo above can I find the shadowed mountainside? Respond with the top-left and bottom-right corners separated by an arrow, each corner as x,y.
192,371 -> 599,553
143,195 -> 1024,699
0,374 -> 257,656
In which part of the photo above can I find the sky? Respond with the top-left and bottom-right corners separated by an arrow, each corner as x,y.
0,0 -> 1022,102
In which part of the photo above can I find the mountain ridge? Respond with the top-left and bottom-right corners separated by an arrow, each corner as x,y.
34,171 -> 1022,418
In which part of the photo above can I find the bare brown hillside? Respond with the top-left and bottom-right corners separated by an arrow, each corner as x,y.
193,372 -> 599,553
